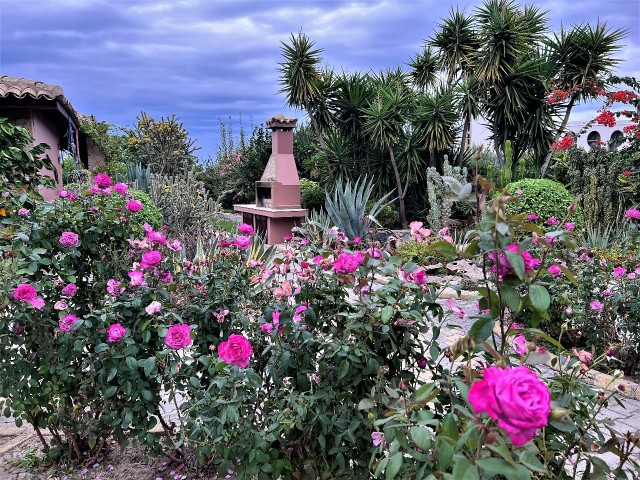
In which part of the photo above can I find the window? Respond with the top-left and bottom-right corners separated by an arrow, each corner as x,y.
587,131 -> 601,149
609,130 -> 624,152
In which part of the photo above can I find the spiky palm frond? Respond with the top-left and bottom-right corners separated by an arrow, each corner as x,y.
414,89 -> 458,153
429,9 -> 479,80
408,47 -> 440,91
278,32 -> 323,110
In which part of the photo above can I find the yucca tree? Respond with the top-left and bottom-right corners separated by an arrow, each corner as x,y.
472,0 -> 547,165
539,22 -> 627,176
429,9 -> 480,165
413,88 -> 458,169
430,9 -> 479,83
278,33 -> 331,150
363,75 -> 414,227
408,47 -> 439,91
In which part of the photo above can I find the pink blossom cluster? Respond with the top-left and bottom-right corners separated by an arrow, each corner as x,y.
12,284 -> 45,310
488,244 -> 541,278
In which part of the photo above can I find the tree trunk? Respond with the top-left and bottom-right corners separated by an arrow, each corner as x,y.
309,112 -> 335,180
388,146 -> 408,228
540,97 -> 576,178
493,119 -> 504,168
458,114 -> 471,167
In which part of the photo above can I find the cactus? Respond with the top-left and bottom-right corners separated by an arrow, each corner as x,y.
426,159 -> 469,229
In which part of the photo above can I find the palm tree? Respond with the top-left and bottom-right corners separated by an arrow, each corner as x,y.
278,33 -> 330,150
413,88 -> 458,169
408,47 -> 439,92
429,9 -> 480,165
540,22 -> 626,176
363,75 -> 414,227
473,0 -> 547,166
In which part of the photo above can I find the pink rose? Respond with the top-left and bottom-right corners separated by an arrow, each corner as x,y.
546,216 -> 558,225
113,183 -> 128,196
141,250 -> 162,269
371,431 -> 385,447
59,314 -> 78,332
402,266 -> 427,285
589,300 -> 604,311
468,366 -> 550,446
333,252 -> 362,274
126,200 -> 142,213
445,298 -> 468,319
166,239 -> 183,252
54,300 -> 68,311
107,323 -> 126,343
293,305 -> 307,323
547,265 -> 562,277
613,267 -> 626,278
238,223 -> 254,235
107,279 -> 125,296
93,173 -> 112,189
234,235 -> 252,249
61,283 -> 78,297
13,284 -> 37,302
527,214 -> 538,221
625,209 -> 640,220
513,334 -> 528,356
564,222 -> 575,231
58,189 -> 70,198
129,270 -> 145,286
30,297 -> 45,310
218,334 -> 253,368
165,324 -> 192,349
145,301 -> 162,315
59,231 -> 80,248
147,230 -> 166,244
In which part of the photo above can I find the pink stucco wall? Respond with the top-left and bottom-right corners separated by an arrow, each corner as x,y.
31,110 -> 62,201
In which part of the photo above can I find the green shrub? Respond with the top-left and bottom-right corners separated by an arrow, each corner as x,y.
369,202 -> 399,229
504,179 -> 584,229
300,178 -> 325,212
396,240 -> 448,272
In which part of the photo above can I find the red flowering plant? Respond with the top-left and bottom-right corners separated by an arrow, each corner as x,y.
365,185 -> 640,479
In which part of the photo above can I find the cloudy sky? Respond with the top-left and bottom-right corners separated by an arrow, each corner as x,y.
1,0 -> 639,160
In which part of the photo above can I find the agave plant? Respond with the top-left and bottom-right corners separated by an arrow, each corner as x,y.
322,176 -> 394,240
125,161 -> 151,192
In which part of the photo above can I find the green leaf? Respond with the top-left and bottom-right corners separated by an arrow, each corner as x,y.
338,360 -> 350,380
518,450 -> 548,473
125,357 -> 138,370
358,398 -> 375,410
410,427 -> 432,451
105,386 -> 117,398
528,285 -> 550,312
452,457 -> 479,480
476,458 -> 518,477
500,285 -> 522,312
385,452 -> 403,480
381,306 -> 394,323
504,250 -> 525,280
425,240 -> 457,259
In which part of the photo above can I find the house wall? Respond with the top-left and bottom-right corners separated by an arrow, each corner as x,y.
31,109 -> 62,201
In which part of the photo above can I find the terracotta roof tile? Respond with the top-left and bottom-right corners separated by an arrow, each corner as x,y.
0,75 -> 80,126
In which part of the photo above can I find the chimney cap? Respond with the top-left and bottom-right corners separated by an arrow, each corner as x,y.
266,114 -> 297,129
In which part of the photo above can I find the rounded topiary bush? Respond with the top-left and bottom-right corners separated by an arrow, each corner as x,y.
300,178 -> 325,212
504,179 -> 584,229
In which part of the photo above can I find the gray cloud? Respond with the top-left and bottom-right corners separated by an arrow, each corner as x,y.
1,0 -> 638,159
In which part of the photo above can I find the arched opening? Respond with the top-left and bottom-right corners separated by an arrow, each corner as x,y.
609,130 -> 624,152
587,131 -> 601,149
